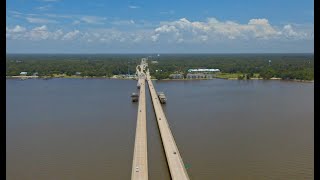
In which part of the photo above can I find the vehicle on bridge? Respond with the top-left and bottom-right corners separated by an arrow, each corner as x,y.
131,93 -> 139,102
157,92 -> 167,104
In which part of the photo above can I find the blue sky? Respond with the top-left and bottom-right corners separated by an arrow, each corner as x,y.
6,0 -> 314,53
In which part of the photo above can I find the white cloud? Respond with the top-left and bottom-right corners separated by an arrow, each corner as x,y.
6,25 -> 27,39
199,35 -> 208,42
80,16 -> 107,24
34,25 -> 47,31
35,4 -> 52,11
73,28 -> 154,44
152,17 -> 312,43
6,17 -> 313,46
283,24 -> 298,37
129,5 -> 140,9
8,10 -> 23,15
44,14 -> 73,19
92,29 -> 124,42
28,25 -> 50,40
155,24 -> 178,33
52,29 -> 64,40
7,25 -> 64,41
28,26 -> 65,41
7,25 -> 26,33
26,17 -> 58,24
111,20 -> 135,26
151,34 -> 159,42
62,30 -> 80,40
247,18 -> 281,38
72,20 -> 81,25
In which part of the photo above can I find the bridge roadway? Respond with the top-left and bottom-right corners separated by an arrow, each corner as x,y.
146,71 -> 190,180
131,75 -> 148,180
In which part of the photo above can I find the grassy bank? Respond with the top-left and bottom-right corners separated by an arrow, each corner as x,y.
214,72 -> 260,79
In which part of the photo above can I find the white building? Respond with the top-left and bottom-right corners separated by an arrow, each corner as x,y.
188,69 -> 220,72
20,72 -> 27,76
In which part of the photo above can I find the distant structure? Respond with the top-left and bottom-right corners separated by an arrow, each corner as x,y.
188,68 -> 220,72
151,60 -> 158,64
186,73 -> 213,79
126,74 -> 137,79
20,72 -> 27,76
75,72 -> 81,76
169,74 -> 184,79
187,73 -> 204,79
205,74 -> 213,79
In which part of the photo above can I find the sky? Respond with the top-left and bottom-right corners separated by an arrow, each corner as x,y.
6,0 -> 314,53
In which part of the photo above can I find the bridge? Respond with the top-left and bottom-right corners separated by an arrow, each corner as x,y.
131,60 -> 148,180
131,58 -> 189,180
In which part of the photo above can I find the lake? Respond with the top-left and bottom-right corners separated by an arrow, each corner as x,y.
6,79 -> 314,179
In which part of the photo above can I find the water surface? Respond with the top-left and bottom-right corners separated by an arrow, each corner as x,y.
6,79 -> 313,179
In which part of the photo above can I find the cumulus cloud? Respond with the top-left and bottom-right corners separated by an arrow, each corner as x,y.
152,17 -> 311,43
7,25 -> 63,41
75,28 -> 156,44
6,17 -> 313,45
151,34 -> 159,42
7,25 -> 26,33
51,29 -> 64,40
282,24 -> 305,39
6,25 -> 27,39
28,25 -> 50,40
62,30 -> 80,40
247,18 -> 281,38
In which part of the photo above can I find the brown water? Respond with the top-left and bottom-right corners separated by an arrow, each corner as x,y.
6,79 -> 313,179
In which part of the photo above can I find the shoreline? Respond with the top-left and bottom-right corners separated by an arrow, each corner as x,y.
6,76 -> 314,83
157,78 -> 313,83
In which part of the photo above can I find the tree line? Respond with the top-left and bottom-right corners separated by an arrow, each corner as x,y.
148,54 -> 314,80
6,53 -> 314,80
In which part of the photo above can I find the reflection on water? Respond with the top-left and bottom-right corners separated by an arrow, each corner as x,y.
7,79 -> 313,179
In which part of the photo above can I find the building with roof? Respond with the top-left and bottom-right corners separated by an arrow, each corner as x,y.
188,69 -> 220,73
186,73 -> 213,79
169,74 -> 184,79
20,72 -> 27,76
186,73 -> 205,79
